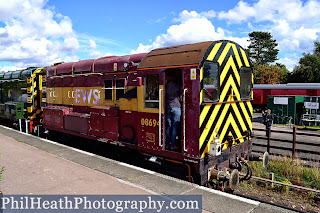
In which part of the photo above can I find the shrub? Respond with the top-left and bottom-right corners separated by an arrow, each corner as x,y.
249,156 -> 320,190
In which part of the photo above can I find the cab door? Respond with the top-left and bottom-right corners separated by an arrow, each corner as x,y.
164,70 -> 183,152
138,72 -> 164,151
182,67 -> 201,157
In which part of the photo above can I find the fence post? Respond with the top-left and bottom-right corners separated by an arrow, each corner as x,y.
267,128 -> 271,153
292,126 -> 297,159
270,172 -> 274,188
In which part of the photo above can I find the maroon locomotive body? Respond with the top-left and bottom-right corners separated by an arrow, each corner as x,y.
43,40 -> 256,188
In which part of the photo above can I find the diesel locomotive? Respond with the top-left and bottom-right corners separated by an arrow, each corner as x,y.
0,67 -> 44,132
1,40 -> 261,189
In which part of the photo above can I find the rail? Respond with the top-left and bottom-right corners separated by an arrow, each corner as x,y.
159,89 -> 163,147
183,88 -> 188,152
250,175 -> 320,194
252,127 -> 320,161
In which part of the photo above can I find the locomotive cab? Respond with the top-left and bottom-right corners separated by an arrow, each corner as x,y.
139,40 -> 255,186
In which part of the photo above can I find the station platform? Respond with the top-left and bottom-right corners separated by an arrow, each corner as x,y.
0,126 -> 296,213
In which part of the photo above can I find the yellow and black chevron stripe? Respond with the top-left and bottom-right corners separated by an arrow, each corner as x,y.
27,67 -> 44,120
199,41 -> 253,158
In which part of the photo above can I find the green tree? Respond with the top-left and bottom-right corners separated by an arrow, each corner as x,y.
247,31 -> 279,65
253,64 -> 284,84
314,41 -> 320,54
289,41 -> 320,83
276,63 -> 290,84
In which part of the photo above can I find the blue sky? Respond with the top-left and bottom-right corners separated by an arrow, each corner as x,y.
0,0 -> 320,71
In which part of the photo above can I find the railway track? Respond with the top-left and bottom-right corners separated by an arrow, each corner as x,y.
235,193 -> 312,213
250,175 -> 320,194
251,120 -> 320,166
236,171 -> 320,212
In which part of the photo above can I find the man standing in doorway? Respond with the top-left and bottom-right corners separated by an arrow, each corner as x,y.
165,74 -> 181,151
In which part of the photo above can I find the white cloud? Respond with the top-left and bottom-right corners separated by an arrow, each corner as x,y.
79,34 -> 119,47
63,55 -> 80,63
88,39 -> 97,49
89,51 -> 103,58
271,17 -> 320,52
89,51 -> 114,58
278,39 -> 300,52
63,37 -> 80,52
0,65 -> 24,72
277,0 -> 320,24
200,10 -> 216,19
131,10 -> 249,54
218,0 -> 320,47
1,0 -> 318,72
217,0 -> 320,69
0,0 -> 26,20
172,10 -> 200,22
273,19 -> 290,37
173,10 -> 216,23
218,1 -> 257,23
0,0 -> 79,68
131,2 -> 320,71
103,52 -> 114,57
218,0 -> 320,25
277,53 -> 300,71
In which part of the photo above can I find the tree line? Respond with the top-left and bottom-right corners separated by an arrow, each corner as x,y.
247,31 -> 320,84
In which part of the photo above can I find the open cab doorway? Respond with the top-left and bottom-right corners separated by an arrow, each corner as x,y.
164,69 -> 182,152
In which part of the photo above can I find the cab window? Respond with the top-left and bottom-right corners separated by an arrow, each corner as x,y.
4,72 -> 12,79
104,80 -> 113,100
203,62 -> 219,102
115,79 -> 126,100
144,74 -> 159,108
240,67 -> 252,99
12,71 -> 21,79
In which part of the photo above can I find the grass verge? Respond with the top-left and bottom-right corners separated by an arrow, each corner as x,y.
237,156 -> 320,211
249,156 -> 320,190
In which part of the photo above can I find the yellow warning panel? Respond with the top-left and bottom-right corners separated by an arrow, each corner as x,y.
190,68 -> 196,80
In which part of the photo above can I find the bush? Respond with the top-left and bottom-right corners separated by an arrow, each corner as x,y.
249,156 -> 320,190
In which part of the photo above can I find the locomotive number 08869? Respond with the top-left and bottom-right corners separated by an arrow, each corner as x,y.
140,118 -> 159,127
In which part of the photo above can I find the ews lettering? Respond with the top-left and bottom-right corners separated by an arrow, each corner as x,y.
75,89 -> 100,105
